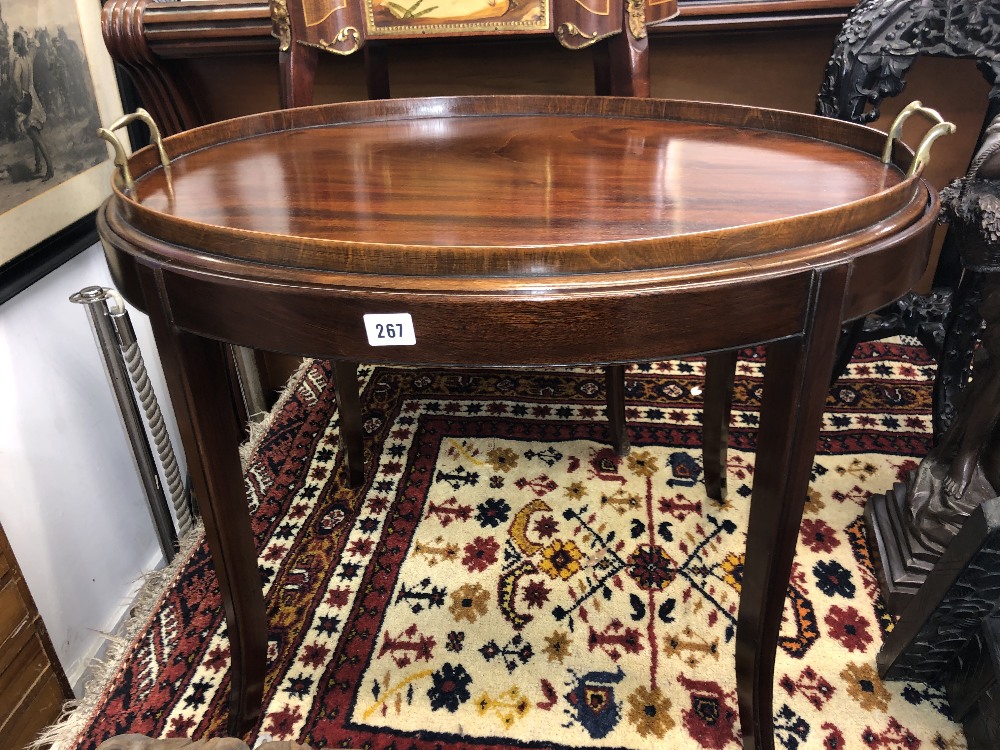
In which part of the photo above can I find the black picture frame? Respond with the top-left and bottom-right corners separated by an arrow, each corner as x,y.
0,211 -> 97,304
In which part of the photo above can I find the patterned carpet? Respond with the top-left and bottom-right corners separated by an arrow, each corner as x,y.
57,339 -> 967,750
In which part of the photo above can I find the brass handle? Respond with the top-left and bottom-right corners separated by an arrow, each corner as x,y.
881,100 -> 956,177
97,108 -> 170,191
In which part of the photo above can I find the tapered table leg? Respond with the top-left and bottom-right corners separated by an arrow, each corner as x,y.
736,268 -> 846,750
605,364 -> 630,456
333,360 -> 366,487
144,272 -> 266,737
703,350 -> 739,500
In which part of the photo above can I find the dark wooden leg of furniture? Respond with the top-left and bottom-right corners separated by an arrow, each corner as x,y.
603,12 -> 650,97
829,317 -> 864,386
278,42 -> 319,108
605,363 -> 630,456
332,360 -> 366,488
591,42 -> 611,98
736,268 -> 847,750
143,272 -> 266,737
278,38 -> 374,488
703,349 -> 738,501
365,43 -> 391,100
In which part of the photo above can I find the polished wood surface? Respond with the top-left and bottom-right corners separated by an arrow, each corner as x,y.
98,95 -> 938,750
118,96 -> 917,279
133,109 -> 904,253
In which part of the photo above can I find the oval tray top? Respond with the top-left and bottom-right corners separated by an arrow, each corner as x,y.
108,96 -> 927,278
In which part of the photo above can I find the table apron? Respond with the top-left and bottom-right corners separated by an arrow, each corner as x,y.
151,264 -> 814,365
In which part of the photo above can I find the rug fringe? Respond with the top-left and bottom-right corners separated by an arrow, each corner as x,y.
31,525 -> 206,750
35,360 -> 317,750
239,358 -> 315,470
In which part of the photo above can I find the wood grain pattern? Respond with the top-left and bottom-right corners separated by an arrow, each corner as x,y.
0,672 -> 68,750
0,580 -> 27,651
0,523 -> 73,750
0,631 -> 51,719
133,116 -> 901,248
117,96 -> 918,279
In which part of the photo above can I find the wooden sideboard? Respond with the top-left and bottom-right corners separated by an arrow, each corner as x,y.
100,0 -> 859,135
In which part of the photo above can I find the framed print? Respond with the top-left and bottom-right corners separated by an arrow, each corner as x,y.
0,0 -> 125,300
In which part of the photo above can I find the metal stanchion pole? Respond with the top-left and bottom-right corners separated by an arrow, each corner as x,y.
70,285 -> 181,561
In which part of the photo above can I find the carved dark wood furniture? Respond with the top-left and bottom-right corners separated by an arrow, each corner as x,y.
96,94 -> 941,749
955,611 -> 1000,750
874,496 -> 1000,750
865,113 -> 1000,614
814,0 -> 1000,433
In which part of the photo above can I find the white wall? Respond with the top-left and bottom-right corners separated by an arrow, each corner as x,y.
0,242 -> 186,694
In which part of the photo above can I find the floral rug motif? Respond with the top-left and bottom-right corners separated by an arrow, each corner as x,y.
57,340 -> 967,750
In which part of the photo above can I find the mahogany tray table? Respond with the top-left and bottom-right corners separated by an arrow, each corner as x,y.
96,95 -> 947,750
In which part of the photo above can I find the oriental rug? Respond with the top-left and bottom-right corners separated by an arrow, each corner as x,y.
51,339 -> 967,750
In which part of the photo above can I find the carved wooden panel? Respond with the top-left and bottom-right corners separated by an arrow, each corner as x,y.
877,498 -> 1000,683
955,614 -> 1000,750
817,0 -> 1000,124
